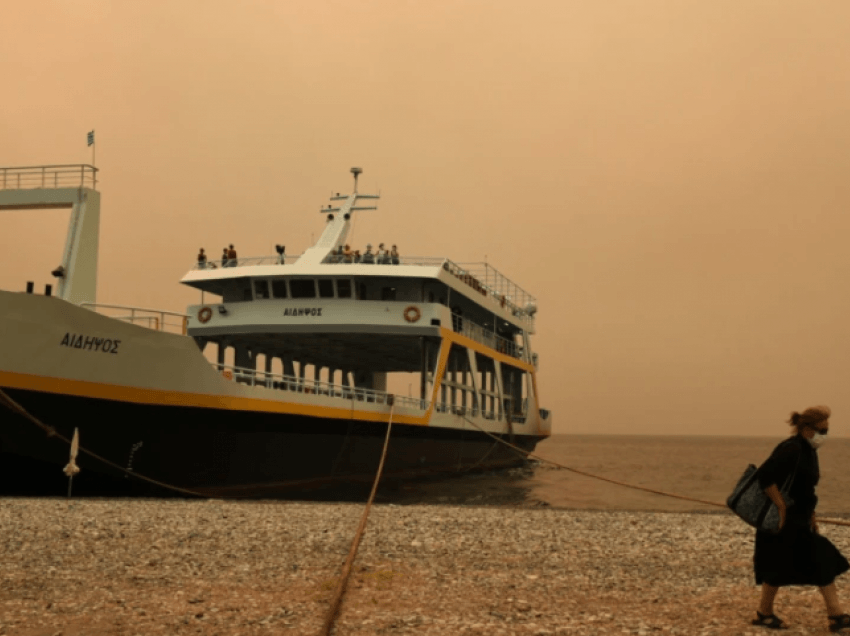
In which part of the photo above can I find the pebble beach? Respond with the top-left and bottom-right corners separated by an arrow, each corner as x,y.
3,498 -> 850,636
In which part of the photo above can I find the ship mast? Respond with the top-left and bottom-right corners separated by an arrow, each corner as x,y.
296,167 -> 379,266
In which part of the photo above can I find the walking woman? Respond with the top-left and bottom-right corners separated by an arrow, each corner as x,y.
753,406 -> 850,631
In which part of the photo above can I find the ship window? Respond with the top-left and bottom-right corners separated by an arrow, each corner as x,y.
358,284 -> 368,300
254,280 -> 270,300
336,279 -> 352,298
271,280 -> 288,298
381,286 -> 396,301
318,279 -> 335,298
221,277 -> 252,302
290,279 -> 316,298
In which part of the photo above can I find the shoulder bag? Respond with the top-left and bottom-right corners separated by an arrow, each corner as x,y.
726,450 -> 800,533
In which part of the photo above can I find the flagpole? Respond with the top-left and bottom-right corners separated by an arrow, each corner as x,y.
91,129 -> 96,167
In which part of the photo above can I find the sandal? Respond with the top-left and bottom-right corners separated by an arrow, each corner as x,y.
829,614 -> 850,633
752,611 -> 788,629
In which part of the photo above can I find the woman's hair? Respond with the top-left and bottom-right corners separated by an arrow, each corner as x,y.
788,405 -> 831,433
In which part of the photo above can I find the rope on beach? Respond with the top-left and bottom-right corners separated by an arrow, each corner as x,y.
460,414 -> 850,529
319,399 -> 395,636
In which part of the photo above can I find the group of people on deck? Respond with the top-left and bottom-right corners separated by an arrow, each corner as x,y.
196,243 -> 399,268
330,243 -> 400,264
196,245 -> 238,269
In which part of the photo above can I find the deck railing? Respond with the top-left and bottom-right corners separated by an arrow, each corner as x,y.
214,363 -> 429,410
451,315 -> 523,360
194,254 -> 300,269
433,402 -> 528,424
189,253 -> 535,319
321,254 -> 535,311
214,363 -> 528,422
443,260 -> 535,317
0,164 -> 98,190
80,303 -> 189,335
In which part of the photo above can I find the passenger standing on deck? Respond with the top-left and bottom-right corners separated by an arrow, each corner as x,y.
377,243 -> 388,264
221,247 -> 229,268
343,244 -> 353,263
362,244 -> 375,264
353,250 -> 361,264
390,244 -> 400,265
227,244 -> 238,267
751,406 -> 850,631
197,248 -> 207,269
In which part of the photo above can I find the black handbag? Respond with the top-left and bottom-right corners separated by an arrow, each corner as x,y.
727,456 -> 799,532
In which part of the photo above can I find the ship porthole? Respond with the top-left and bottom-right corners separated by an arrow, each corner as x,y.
198,306 -> 213,323
403,305 -> 421,323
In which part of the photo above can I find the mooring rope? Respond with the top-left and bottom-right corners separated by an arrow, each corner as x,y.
2,385 -> 847,529
461,414 -> 850,529
0,388 -> 213,498
0,387 -> 400,500
318,400 -> 395,636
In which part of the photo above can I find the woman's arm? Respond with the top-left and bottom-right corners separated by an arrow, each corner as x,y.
764,483 -> 787,530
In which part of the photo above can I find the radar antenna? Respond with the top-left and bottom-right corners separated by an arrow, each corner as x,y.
351,167 -> 362,193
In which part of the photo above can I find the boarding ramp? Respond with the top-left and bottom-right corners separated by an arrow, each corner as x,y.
0,165 -> 100,305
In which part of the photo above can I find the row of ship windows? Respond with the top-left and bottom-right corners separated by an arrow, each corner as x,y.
250,278 -> 351,300
242,278 -> 405,301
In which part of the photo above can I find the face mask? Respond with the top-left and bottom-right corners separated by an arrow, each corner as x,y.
808,433 -> 827,449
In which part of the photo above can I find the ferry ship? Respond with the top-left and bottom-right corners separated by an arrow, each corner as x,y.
0,164 -> 552,497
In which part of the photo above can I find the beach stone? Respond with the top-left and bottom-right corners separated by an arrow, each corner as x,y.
0,499 -> 848,635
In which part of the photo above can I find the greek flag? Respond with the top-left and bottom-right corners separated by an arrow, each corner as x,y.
87,130 -> 94,146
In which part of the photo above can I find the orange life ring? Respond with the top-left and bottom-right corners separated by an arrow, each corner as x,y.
403,305 -> 421,323
198,306 -> 213,323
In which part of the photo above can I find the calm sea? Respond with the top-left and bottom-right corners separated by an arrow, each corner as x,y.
529,434 -> 850,515
381,435 -> 850,516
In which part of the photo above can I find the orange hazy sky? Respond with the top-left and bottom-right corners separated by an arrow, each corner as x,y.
2,1 -> 850,436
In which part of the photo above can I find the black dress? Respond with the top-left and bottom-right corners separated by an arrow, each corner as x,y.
753,434 -> 849,587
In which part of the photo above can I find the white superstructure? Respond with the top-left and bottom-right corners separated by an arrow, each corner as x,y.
179,168 -> 550,437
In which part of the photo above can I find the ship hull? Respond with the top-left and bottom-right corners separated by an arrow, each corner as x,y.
0,386 -> 542,498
